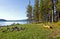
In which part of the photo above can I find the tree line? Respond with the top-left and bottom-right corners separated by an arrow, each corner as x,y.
26,0 -> 60,23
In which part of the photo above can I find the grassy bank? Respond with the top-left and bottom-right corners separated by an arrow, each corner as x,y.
0,23 -> 60,39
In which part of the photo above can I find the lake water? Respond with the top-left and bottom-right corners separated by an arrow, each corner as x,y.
0,21 -> 27,26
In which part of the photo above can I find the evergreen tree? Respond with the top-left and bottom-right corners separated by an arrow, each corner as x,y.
33,0 -> 39,23
27,0 -> 32,23
39,0 -> 44,22
26,0 -> 59,23
56,0 -> 60,21
40,0 -> 52,22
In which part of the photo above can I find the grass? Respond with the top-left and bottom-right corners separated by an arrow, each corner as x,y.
0,23 -> 60,39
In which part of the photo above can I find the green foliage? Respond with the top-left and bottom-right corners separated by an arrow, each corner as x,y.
26,0 -> 60,23
39,0 -> 44,21
27,5 -> 32,13
40,0 -> 52,22
56,0 -> 60,11
33,0 -> 39,23
27,3 -> 32,23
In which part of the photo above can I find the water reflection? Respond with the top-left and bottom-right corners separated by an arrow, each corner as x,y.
0,21 -> 27,26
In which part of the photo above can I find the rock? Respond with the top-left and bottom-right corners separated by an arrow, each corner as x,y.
2,30 -> 7,32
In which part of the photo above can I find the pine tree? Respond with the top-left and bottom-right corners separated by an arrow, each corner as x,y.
27,0 -> 32,23
33,0 -> 39,23
40,0 -> 52,22
56,0 -> 60,21
39,0 -> 44,22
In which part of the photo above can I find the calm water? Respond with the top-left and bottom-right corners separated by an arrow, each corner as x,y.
0,21 -> 27,26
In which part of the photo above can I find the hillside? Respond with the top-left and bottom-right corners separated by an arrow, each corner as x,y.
0,19 -> 6,21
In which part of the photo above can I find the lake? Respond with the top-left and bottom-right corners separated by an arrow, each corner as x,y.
0,21 -> 27,26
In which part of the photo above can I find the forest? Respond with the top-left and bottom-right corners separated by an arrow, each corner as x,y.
27,0 -> 60,23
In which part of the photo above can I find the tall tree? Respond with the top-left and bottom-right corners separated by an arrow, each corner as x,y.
56,0 -> 60,21
27,0 -> 32,23
40,0 -> 52,22
33,0 -> 39,23
39,0 -> 44,22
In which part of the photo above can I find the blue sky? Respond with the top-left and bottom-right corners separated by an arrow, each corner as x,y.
0,0 -> 34,20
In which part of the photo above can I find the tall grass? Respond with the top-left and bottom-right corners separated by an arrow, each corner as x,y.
0,24 -> 60,39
